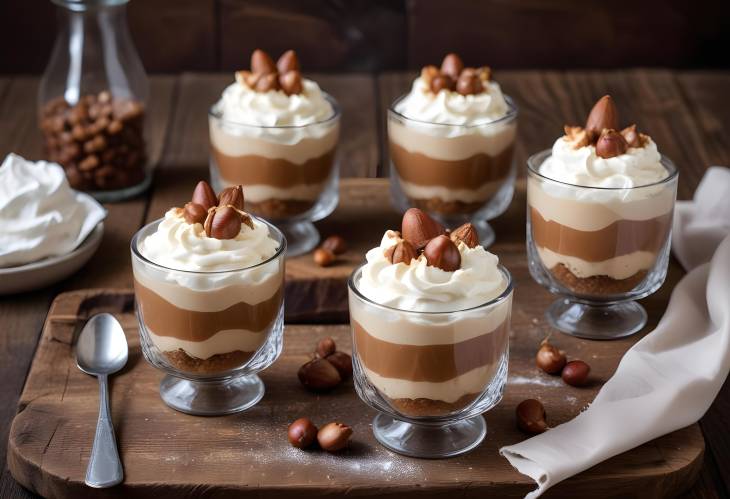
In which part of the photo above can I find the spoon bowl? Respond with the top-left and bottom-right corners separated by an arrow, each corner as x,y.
77,313 -> 128,376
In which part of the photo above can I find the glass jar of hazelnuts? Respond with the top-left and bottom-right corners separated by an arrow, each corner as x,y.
38,0 -> 150,202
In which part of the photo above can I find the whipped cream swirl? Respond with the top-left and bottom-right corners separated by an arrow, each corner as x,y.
0,153 -> 106,267
140,208 -> 279,272
357,230 -> 508,312
214,76 -> 336,145
394,76 -> 510,126
539,136 -> 668,188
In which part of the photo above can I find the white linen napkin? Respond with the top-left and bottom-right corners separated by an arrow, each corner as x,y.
500,167 -> 730,499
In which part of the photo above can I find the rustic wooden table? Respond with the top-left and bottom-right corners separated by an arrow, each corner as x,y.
1,70 -> 729,498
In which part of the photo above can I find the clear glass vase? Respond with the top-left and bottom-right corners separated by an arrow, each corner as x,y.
39,0 -> 150,202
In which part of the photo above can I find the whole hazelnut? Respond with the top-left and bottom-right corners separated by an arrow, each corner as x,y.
316,337 -> 336,358
313,248 -> 335,267
562,360 -> 591,387
516,399 -> 548,434
192,180 -> 218,210
298,358 -> 341,392
595,129 -> 628,159
430,74 -> 454,94
218,185 -> 244,210
288,417 -> 318,449
326,351 -> 353,380
535,339 -> 566,375
317,422 -> 353,452
183,202 -> 207,225
321,235 -> 347,255
423,235 -> 461,271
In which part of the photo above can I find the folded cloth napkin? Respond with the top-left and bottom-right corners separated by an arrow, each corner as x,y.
500,167 -> 730,499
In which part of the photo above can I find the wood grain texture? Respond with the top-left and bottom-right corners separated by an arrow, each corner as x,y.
8,289 -> 703,498
406,0 -> 730,70
219,0 -> 406,71
163,72 -> 377,177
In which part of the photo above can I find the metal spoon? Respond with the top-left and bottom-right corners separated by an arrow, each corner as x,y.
76,313 -> 128,488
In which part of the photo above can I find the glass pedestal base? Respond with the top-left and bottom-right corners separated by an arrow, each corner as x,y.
547,298 -> 647,340
372,413 -> 487,458
159,374 -> 265,416
276,220 -> 319,257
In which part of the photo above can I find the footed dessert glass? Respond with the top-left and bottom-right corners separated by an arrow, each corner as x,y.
208,96 -> 340,256
527,150 -> 678,339
388,95 -> 518,247
348,265 -> 513,458
131,218 -> 286,415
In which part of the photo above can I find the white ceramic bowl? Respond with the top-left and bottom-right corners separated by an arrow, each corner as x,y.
0,223 -> 104,295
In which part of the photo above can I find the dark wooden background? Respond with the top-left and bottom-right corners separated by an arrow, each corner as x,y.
2,0 -> 730,74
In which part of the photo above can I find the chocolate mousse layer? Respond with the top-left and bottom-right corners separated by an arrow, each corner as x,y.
212,147 -> 335,188
530,208 -> 672,261
354,319 -> 508,416
212,146 -> 335,218
391,142 -> 514,215
134,280 -> 283,341
353,320 -> 508,382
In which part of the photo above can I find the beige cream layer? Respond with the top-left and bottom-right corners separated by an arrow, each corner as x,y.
209,118 -> 339,165
388,118 -> 516,161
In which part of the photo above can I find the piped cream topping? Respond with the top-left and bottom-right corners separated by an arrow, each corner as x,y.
139,208 -> 278,272
357,230 -> 507,312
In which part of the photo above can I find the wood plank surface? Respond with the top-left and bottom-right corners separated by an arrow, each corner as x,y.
162,72 -> 378,177
8,289 -> 703,498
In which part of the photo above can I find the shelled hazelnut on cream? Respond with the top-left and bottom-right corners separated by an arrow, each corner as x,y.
528,95 -> 675,295
350,208 -> 511,417
388,53 -> 517,215
209,49 -> 340,219
132,180 -> 284,375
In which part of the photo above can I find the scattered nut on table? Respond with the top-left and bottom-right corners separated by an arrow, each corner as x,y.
321,235 -> 347,255
313,247 -> 335,267
298,337 -> 353,392
288,417 -> 318,449
298,358 -> 341,392
516,399 -> 548,434
562,360 -> 591,387
535,338 -> 566,375
316,337 -> 336,358
317,421 -> 353,452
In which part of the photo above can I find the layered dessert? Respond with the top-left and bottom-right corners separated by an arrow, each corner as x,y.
0,153 -> 106,267
132,181 -> 284,374
349,208 -> 512,417
388,53 -> 517,215
528,95 -> 676,296
209,49 -> 340,219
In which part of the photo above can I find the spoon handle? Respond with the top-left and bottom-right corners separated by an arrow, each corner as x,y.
85,374 -> 123,488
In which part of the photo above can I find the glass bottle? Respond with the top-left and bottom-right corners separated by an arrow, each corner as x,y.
39,0 -> 150,202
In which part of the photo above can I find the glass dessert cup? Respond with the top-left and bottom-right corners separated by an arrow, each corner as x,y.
526,150 -> 678,339
131,218 -> 286,415
348,265 -> 513,458
208,95 -> 341,256
388,95 -> 518,247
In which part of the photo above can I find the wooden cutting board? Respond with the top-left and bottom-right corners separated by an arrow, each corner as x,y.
8,289 -> 703,498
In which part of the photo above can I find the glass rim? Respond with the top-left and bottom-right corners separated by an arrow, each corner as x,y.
208,92 -> 341,130
348,263 -> 513,315
130,216 -> 287,275
526,148 -> 679,191
387,93 -> 518,128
